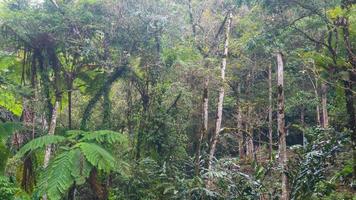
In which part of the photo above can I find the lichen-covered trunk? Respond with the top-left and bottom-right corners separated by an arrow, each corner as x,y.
268,63 -> 273,160
277,52 -> 288,200
194,72 -> 209,176
43,100 -> 59,168
208,12 -> 232,173
236,83 -> 244,159
314,78 -> 321,126
321,83 -> 328,128
245,68 -> 254,160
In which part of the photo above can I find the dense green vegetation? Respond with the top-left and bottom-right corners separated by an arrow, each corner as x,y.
0,0 -> 355,199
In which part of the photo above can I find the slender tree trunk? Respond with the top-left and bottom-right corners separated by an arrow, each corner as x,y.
43,100 -> 59,168
314,77 -> 321,126
277,52 -> 288,200
236,83 -> 244,159
126,81 -> 134,140
67,79 -> 73,130
307,64 -> 321,126
202,75 -> 209,132
246,103 -> 254,159
208,12 -> 232,172
268,63 -> 273,160
195,74 -> 208,176
245,68 -> 254,160
301,106 -> 305,148
321,83 -> 329,128
102,89 -> 111,129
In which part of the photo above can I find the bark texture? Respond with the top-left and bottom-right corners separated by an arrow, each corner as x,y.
277,52 -> 288,200
268,63 -> 273,160
208,12 -> 232,171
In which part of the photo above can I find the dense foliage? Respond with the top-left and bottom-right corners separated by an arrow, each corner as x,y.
0,0 -> 354,199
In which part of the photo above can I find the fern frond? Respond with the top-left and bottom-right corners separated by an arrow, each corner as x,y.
71,149 -> 92,185
80,130 -> 128,145
76,142 -> 116,173
16,135 -> 67,157
37,149 -> 84,200
65,130 -> 87,140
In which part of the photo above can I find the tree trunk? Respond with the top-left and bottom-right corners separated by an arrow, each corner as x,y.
43,100 -> 59,168
245,68 -> 254,160
268,63 -> 273,160
246,103 -> 254,159
236,83 -> 244,159
194,75 -> 208,175
89,168 -> 108,200
301,106 -> 306,148
277,52 -> 288,200
208,12 -> 232,172
321,83 -> 329,128
102,89 -> 111,129
126,81 -> 134,140
314,77 -> 321,126
67,79 -> 73,130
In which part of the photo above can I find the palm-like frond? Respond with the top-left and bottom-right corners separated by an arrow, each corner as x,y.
80,130 -> 128,145
37,148 -> 90,200
77,142 -> 117,173
16,135 -> 67,157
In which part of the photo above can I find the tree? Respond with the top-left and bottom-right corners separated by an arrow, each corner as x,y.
277,52 -> 288,200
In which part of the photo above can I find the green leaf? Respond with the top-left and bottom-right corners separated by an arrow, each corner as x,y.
37,149 -> 78,200
81,130 -> 129,145
70,149 -> 92,185
16,135 -> 67,157
77,142 -> 116,173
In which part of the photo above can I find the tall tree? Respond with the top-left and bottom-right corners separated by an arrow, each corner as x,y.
277,52 -> 288,200
268,62 -> 273,160
208,11 -> 233,171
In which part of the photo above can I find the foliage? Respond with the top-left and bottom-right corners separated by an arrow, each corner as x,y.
0,176 -> 30,200
15,130 -> 128,200
289,127 -> 349,200
0,0 -> 354,199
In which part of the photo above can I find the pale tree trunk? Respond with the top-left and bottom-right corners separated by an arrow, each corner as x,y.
195,72 -> 209,176
301,106 -> 305,148
245,67 -> 254,160
314,77 -> 321,126
208,12 -> 232,173
203,75 -> 209,134
246,102 -> 254,159
268,63 -> 273,160
43,100 -> 59,168
236,83 -> 244,159
126,81 -> 134,140
277,52 -> 288,200
189,0 -> 209,176
321,83 -> 328,128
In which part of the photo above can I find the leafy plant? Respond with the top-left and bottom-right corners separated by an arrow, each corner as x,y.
16,130 -> 129,200
289,127 -> 348,200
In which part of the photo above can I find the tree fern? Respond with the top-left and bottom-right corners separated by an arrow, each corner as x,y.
16,135 -> 67,157
76,142 -> 117,173
37,149 -> 90,200
15,130 -> 130,200
81,130 -> 129,145
65,130 -> 87,140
